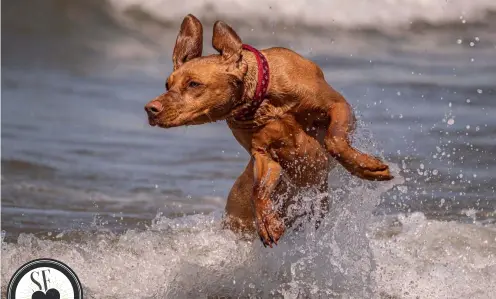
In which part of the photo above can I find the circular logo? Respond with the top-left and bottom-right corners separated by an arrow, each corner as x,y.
7,258 -> 83,299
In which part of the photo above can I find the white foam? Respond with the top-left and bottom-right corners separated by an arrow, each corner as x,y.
2,162 -> 404,298
107,0 -> 496,30
3,210 -> 496,298
372,212 -> 496,299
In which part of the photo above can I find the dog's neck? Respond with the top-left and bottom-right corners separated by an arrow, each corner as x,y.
227,45 -> 272,129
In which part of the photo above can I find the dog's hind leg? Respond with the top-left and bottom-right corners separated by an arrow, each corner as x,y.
324,101 -> 393,181
222,162 -> 256,235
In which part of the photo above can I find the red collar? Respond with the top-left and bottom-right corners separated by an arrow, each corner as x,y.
233,44 -> 270,121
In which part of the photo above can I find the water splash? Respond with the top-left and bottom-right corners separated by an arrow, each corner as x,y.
2,162 -> 402,298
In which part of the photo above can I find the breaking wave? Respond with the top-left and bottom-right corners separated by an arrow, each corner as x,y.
107,0 -> 496,31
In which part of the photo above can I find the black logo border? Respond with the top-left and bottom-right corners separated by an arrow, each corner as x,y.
7,258 -> 83,299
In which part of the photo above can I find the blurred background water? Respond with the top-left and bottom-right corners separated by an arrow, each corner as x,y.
2,1 -> 496,298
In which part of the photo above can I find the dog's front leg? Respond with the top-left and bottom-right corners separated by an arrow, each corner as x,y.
251,150 -> 285,247
325,101 -> 393,181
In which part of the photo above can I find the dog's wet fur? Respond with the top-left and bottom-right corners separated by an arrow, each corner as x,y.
145,15 -> 393,247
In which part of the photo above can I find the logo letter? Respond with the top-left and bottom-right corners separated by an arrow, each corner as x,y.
41,269 -> 51,291
30,271 -> 42,291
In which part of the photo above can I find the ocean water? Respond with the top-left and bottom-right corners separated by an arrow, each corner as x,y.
2,0 -> 496,298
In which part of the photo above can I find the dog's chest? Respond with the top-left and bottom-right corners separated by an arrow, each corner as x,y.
294,111 -> 329,144
268,121 -> 330,186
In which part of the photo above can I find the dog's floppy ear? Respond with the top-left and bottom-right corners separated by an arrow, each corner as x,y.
172,14 -> 203,71
212,21 -> 243,63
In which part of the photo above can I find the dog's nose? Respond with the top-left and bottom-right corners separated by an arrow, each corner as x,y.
145,101 -> 163,116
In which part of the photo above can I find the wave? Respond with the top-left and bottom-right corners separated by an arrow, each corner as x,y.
3,211 -> 496,298
4,0 -> 496,72
2,154 -> 495,298
107,0 -> 496,31
3,160 -> 495,298
1,161 -> 401,298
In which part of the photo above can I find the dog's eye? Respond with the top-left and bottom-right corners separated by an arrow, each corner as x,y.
188,81 -> 200,88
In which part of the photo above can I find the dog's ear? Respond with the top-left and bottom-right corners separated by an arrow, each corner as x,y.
172,14 -> 203,71
212,21 -> 243,63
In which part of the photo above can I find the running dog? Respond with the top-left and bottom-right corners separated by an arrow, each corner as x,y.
144,14 -> 393,247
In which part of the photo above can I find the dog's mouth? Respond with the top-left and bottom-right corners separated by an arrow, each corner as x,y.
148,117 -> 157,127
148,114 -> 184,129
147,115 -> 171,128
146,108 -> 231,129
146,110 -> 177,128
148,117 -> 172,128
148,116 -> 159,127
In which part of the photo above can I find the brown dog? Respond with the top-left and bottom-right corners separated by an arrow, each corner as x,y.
145,14 -> 393,247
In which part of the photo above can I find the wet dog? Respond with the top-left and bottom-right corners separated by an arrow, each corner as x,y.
145,14 -> 393,247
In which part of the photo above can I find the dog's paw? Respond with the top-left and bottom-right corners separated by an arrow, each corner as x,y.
361,166 -> 393,181
357,155 -> 393,181
255,209 -> 285,248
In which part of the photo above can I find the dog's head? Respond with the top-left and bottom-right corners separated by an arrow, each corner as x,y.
145,15 -> 248,128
